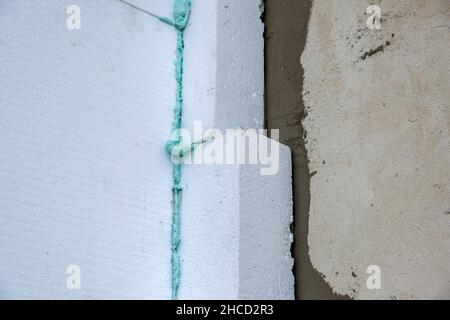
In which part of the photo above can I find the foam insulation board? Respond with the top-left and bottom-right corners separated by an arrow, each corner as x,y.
0,0 -> 294,299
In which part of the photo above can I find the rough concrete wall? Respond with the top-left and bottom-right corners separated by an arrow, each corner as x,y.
302,0 -> 450,299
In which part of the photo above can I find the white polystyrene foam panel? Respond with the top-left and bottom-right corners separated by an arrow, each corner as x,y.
0,0 -> 294,299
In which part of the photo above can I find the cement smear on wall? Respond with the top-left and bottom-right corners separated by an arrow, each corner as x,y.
265,0 -> 349,299
302,0 -> 450,299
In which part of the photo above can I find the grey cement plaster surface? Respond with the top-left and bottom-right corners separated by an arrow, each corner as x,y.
302,0 -> 449,299
265,0 -> 348,299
